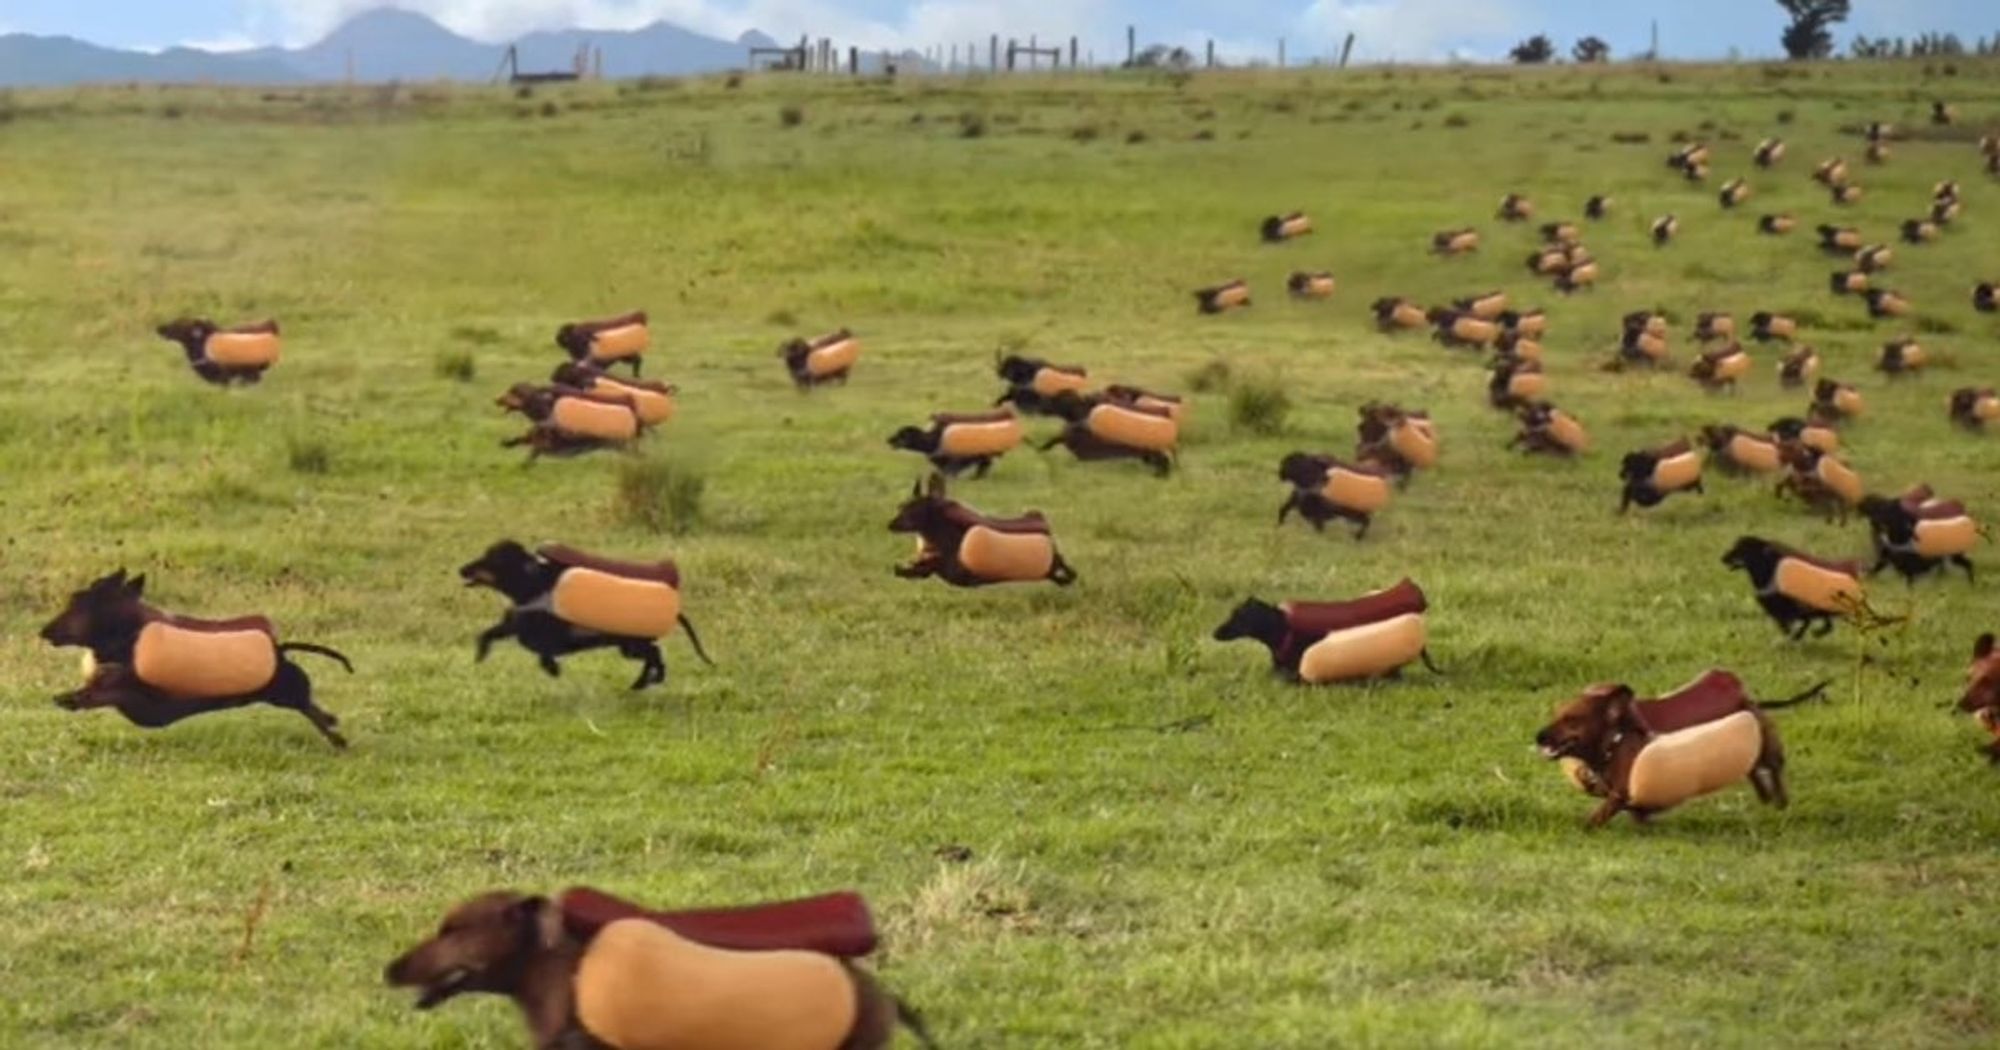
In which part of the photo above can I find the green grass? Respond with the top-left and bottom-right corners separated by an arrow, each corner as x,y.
3,62 -> 2000,1048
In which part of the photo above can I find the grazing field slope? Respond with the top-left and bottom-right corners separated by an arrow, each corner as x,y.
2,63 -> 1999,1048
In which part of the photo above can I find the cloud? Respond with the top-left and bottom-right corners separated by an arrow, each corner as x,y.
180,33 -> 262,53
241,0 -> 1117,48
1293,0 -> 1525,62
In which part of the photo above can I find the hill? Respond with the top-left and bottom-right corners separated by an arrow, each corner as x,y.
0,7 -> 764,86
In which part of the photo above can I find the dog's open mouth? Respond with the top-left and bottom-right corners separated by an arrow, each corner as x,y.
1537,743 -> 1564,760
415,970 -> 472,1010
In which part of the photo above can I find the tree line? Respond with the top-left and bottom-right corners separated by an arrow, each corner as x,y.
1511,1 -> 1999,64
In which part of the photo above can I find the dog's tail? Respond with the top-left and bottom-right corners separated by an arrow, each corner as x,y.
279,642 -> 355,674
894,995 -> 940,1049
1419,648 -> 1445,676
677,615 -> 716,666
1759,679 -> 1832,710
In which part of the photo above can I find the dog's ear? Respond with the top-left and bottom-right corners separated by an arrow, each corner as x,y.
1600,685 -> 1638,729
1977,633 -> 1996,661
511,895 -> 563,951
126,574 -> 146,597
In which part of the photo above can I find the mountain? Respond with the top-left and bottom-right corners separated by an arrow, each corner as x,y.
0,33 -> 305,86
0,8 -> 767,87
286,8 -> 503,81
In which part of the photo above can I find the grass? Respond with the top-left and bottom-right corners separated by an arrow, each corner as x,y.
2,60 -> 2000,1048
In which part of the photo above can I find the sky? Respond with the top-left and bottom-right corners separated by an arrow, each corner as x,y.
0,0 -> 1992,62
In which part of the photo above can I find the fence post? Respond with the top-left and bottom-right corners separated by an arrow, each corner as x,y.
1278,38 -> 1286,68
1071,37 -> 1079,68
991,35 -> 1000,72
1127,25 -> 1136,66
1206,40 -> 1215,68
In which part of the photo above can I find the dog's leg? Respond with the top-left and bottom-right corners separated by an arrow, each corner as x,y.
268,662 -> 348,750
475,618 -> 518,663
1277,492 -> 1301,527
1585,796 -> 1625,829
537,653 -> 563,678
619,641 -> 666,691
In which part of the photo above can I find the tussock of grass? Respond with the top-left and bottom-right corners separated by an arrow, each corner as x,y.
614,451 -> 706,534
1227,373 -> 1291,435
285,435 -> 331,475
888,858 -> 1044,952
432,350 -> 475,382
1183,358 -> 1232,393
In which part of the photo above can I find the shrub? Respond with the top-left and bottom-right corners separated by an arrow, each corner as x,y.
433,350 -> 476,382
1443,112 -> 1471,128
1125,129 -> 1149,144
724,73 -> 744,90
1070,124 -> 1101,142
540,101 -> 560,118
1228,374 -> 1291,435
285,435 -> 331,475
780,104 -> 805,127
958,112 -> 987,138
615,452 -> 707,535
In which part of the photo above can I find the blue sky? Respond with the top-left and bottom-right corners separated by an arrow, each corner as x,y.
1,1 -> 1992,61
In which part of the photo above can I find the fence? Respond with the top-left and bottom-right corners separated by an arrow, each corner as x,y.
748,26 -> 1351,76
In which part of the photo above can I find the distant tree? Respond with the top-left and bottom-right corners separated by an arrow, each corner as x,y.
1572,36 -> 1611,63
1777,0 -> 1851,60
1510,34 -> 1557,64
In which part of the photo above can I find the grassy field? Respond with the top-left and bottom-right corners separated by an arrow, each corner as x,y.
2,60 -> 2000,1048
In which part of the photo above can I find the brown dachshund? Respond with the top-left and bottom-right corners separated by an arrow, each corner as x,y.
1536,671 -> 1825,828
1960,634 -> 2000,764
385,890 -> 936,1050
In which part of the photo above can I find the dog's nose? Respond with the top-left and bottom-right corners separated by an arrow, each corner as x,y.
384,956 -> 411,986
